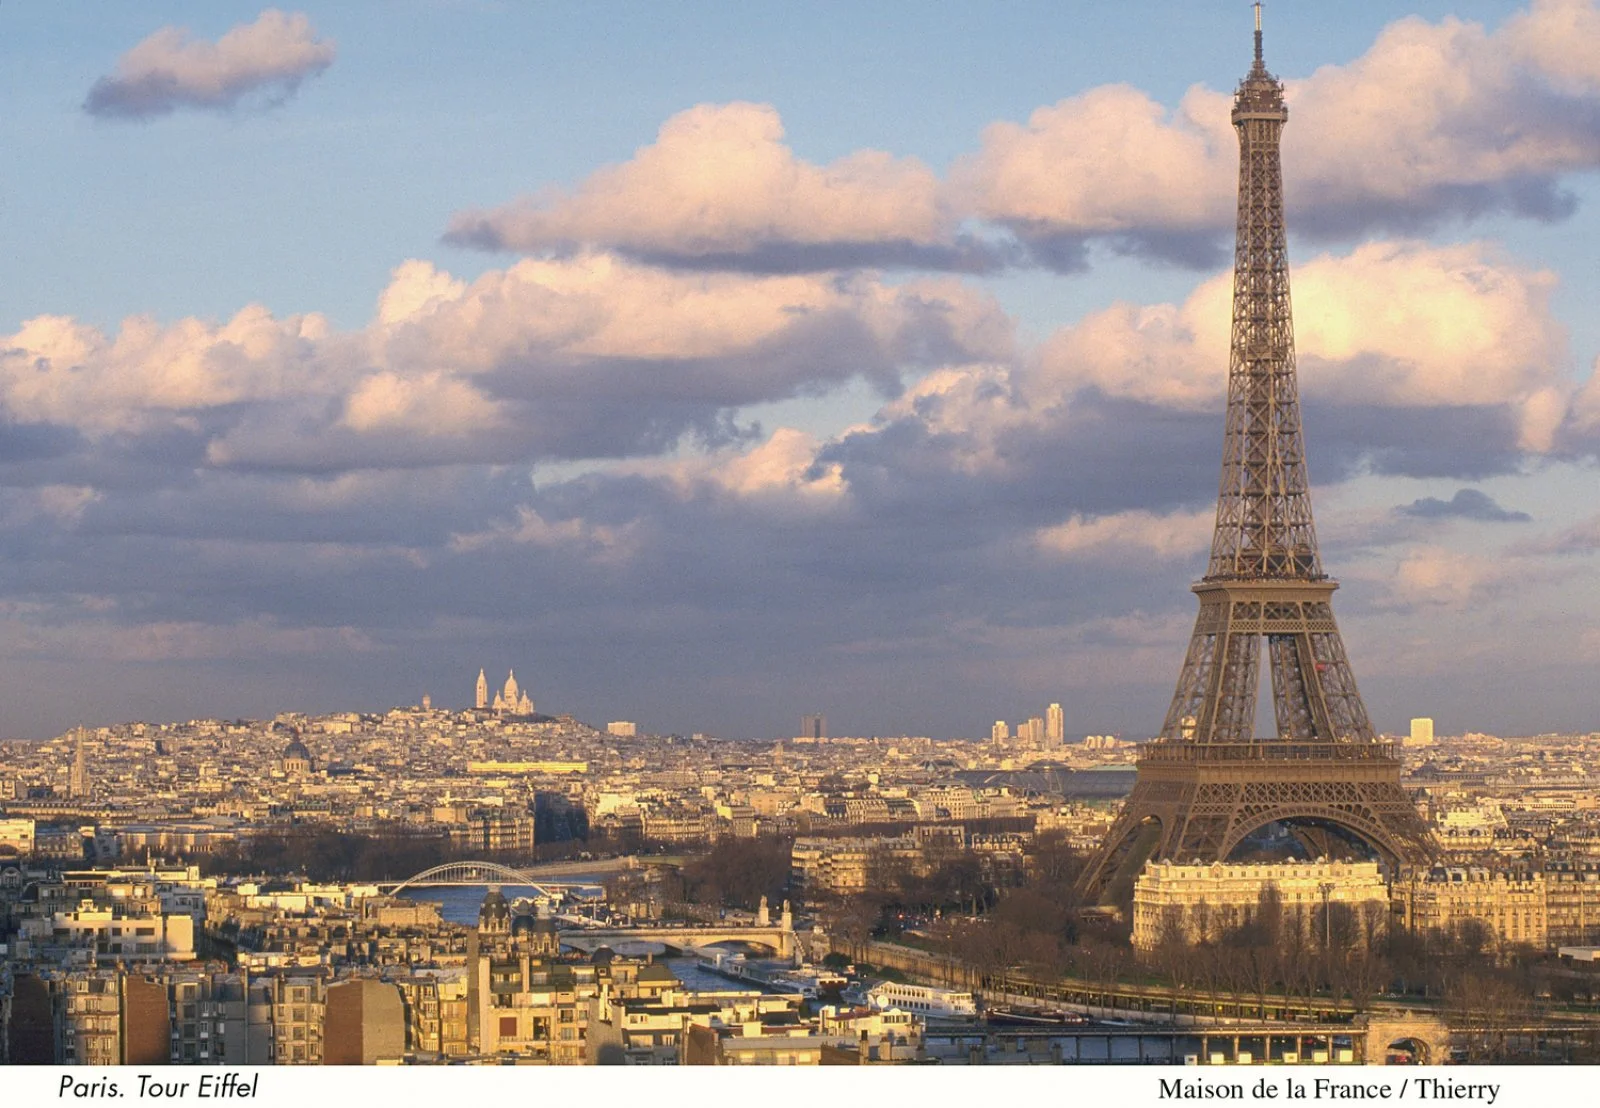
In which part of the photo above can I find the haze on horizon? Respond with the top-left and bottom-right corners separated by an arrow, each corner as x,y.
2,2 -> 1600,743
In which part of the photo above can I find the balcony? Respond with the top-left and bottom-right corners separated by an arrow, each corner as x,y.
1139,740 -> 1398,764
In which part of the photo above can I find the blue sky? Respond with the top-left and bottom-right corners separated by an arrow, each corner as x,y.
2,2 -> 1599,741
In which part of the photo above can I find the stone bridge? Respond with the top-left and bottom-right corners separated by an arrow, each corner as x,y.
558,924 -> 796,959
1364,1014 -> 1451,1064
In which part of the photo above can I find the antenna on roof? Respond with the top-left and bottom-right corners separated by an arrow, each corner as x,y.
1254,2 -> 1264,63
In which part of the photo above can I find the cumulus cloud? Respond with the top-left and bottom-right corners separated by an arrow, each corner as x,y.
1,191 -> 1592,740
1005,241 -> 1568,474
1034,508 -> 1213,561
1293,242 -> 1570,453
85,9 -> 336,119
952,84 -> 1236,267
1377,546 -> 1522,610
956,0 -> 1600,265
4,236 -> 1556,552
0,255 -> 1011,474
1398,488 -> 1533,523
340,372 -> 506,437
613,428 -> 848,502
449,506 -> 639,564
437,5 -> 1600,275
0,307 -> 337,436
1285,0 -> 1600,235
374,255 -> 1009,374
444,102 -> 1003,273
1022,240 -> 1571,475
1559,354 -> 1600,442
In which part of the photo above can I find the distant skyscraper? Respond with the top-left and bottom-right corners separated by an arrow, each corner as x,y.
1046,703 -> 1065,745
475,669 -> 488,710
800,714 -> 826,741
1023,717 -> 1046,746
69,727 -> 88,799
991,720 -> 1009,743
1409,718 -> 1435,747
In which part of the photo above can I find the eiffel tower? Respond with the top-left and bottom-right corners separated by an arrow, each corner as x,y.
1077,7 -> 1433,904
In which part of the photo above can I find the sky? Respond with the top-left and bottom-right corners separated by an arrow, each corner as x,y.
2,1 -> 1600,742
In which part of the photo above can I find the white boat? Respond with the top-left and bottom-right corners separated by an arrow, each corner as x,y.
865,981 -> 978,1017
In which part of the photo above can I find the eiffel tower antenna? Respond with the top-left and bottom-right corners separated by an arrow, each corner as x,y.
1077,12 -> 1432,904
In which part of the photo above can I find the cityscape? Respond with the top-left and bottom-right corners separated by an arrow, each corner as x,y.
6,0 -> 1600,1074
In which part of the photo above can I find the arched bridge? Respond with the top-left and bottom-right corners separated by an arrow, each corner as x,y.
381,860 -> 600,898
558,924 -> 796,959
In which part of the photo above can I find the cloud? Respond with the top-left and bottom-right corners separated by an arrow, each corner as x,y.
0,255 -> 1011,474
84,9 -> 335,119
443,102 -> 1003,273
0,198 -> 1593,741
1510,514 -> 1600,555
1377,546 -> 1523,610
613,427 -> 848,502
1053,240 -> 1568,467
449,506 -> 639,565
3,237 -> 1556,547
1294,243 -> 1565,418
1034,508 -> 1213,561
375,255 -> 1010,373
0,485 -> 102,530
436,5 -> 1600,275
1008,240 -> 1567,476
956,0 -> 1600,264
1397,488 -> 1532,523
1559,354 -> 1600,443
0,307 -> 338,436
3,614 -> 374,663
952,84 -> 1236,267
340,372 -> 506,437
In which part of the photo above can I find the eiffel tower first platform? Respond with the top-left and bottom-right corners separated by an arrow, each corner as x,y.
1076,9 -> 1433,905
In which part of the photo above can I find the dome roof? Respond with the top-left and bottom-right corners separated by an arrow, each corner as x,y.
282,739 -> 311,761
510,913 -> 536,936
479,887 -> 510,927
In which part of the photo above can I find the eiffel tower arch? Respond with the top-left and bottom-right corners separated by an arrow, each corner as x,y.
1077,9 -> 1433,906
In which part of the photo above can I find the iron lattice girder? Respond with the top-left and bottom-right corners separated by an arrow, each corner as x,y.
1087,743 -> 1435,873
1074,27 -> 1434,902
1208,60 -> 1320,584
1160,579 -> 1374,746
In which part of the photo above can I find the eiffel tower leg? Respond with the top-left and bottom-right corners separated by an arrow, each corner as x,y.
1305,608 -> 1375,740
1161,598 -> 1262,743
1208,625 -> 1260,744
1268,633 -> 1328,741
1160,621 -> 1217,740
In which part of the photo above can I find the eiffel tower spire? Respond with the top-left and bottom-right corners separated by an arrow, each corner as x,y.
1077,13 -> 1432,902
1210,2 -> 1319,585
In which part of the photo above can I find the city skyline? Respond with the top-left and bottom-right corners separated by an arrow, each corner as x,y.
3,2 -> 1600,741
